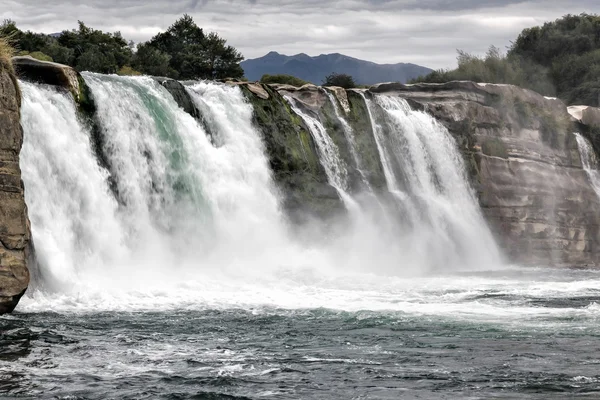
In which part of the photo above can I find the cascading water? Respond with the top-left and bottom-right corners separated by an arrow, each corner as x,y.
19,76 -> 301,309
284,96 -> 349,193
18,76 -> 502,311
369,94 -> 501,270
324,90 -> 371,189
575,132 -> 600,198
19,81 -> 126,291
11,80 -> 600,400
360,92 -> 401,192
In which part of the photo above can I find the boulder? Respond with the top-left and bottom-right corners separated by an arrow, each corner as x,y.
568,105 -> 600,128
12,56 -> 84,102
152,76 -> 202,119
239,83 -> 344,221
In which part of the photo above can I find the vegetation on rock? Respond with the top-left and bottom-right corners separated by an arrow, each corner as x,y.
260,74 -> 309,87
411,13 -> 600,106
0,34 -> 15,72
323,73 -> 356,89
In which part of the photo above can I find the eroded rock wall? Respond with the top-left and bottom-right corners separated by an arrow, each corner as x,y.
0,65 -> 31,313
371,82 -> 600,266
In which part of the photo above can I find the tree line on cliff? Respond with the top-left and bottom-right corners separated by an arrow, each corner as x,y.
0,15 -> 244,80
411,13 -> 600,107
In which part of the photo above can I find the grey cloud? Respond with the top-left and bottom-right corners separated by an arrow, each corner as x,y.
1,0 -> 599,69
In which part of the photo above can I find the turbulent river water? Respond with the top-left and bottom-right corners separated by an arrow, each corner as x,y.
2,77 -> 599,399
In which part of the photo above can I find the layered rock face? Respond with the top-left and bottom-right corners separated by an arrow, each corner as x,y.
0,64 -> 31,313
371,82 -> 600,266
239,83 -> 345,221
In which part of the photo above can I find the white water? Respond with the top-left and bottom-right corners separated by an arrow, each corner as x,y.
324,90 -> 371,189
373,95 -> 502,270
285,95 -> 350,193
19,76 -> 317,309
575,132 -> 600,198
360,92 -> 401,193
19,79 -> 504,314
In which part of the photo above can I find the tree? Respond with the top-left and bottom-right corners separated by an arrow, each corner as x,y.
323,73 -> 356,89
58,21 -> 133,73
200,32 -> 244,79
133,43 -> 173,77
139,15 -> 244,80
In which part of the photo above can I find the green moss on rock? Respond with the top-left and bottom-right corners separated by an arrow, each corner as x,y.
345,91 -> 387,190
240,83 -> 343,220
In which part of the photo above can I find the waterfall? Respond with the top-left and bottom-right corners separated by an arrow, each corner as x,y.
18,78 -> 503,310
284,95 -> 349,193
19,81 -> 127,290
575,133 -> 600,198
359,92 -> 401,192
20,76 -> 292,302
370,94 -> 501,270
323,90 -> 371,189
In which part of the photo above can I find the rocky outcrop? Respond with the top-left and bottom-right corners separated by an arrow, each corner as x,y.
12,56 -> 88,104
568,105 -> 600,128
372,81 -> 599,266
275,84 -> 387,192
0,63 -> 31,313
240,83 -> 344,220
153,77 -> 201,119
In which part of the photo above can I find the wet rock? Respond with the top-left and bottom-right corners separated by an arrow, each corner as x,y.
0,65 -> 31,313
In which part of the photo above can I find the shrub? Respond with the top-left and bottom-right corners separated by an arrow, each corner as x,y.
260,74 -> 308,87
0,35 -> 14,72
323,73 -> 356,89
117,65 -> 142,76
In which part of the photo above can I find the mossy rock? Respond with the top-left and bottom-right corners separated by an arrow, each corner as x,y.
344,91 -> 387,190
240,83 -> 344,221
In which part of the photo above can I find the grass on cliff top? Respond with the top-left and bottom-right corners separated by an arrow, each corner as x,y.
0,36 -> 15,72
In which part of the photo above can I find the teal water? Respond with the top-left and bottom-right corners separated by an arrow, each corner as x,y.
3,268 -> 600,399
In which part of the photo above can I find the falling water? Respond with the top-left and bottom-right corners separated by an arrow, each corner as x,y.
371,94 -> 501,270
323,90 -> 371,189
575,132 -> 600,198
19,76 -> 296,307
284,95 -> 350,193
359,92 -> 401,192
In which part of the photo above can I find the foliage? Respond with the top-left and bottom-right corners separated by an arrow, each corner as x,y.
1,15 -> 244,80
260,74 -> 309,87
410,46 -> 555,97
138,15 -> 244,80
0,34 -> 14,72
323,73 -> 356,89
132,43 -> 173,77
117,65 -> 142,76
412,13 -> 600,106
17,50 -> 53,62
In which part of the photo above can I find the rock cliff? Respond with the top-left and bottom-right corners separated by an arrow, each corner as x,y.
371,81 -> 600,266
0,62 -> 31,313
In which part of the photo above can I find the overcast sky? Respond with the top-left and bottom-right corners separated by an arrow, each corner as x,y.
1,0 -> 599,69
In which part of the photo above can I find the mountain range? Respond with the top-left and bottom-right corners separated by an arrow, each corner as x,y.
241,52 -> 432,85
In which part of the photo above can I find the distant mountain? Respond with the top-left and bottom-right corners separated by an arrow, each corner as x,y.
241,52 -> 433,85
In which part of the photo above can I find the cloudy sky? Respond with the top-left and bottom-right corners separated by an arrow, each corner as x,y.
1,0 -> 599,69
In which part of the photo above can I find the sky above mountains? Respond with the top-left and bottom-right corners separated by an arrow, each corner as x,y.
1,0 -> 599,69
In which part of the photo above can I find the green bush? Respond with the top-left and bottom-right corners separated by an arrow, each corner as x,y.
323,73 -> 356,89
412,13 -> 600,106
260,74 -> 308,87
